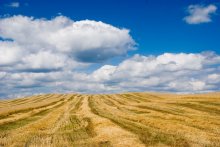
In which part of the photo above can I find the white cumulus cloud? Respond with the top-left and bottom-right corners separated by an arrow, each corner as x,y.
1,52 -> 220,98
89,52 -> 220,93
0,15 -> 135,63
183,4 -> 217,24
0,15 -> 136,98
0,41 -> 22,66
0,15 -> 220,98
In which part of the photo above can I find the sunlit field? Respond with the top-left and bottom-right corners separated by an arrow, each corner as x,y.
0,92 -> 220,147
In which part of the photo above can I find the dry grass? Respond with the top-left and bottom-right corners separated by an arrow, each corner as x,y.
0,92 -> 219,147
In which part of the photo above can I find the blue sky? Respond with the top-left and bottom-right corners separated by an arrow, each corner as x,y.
0,0 -> 220,98
1,0 -> 220,55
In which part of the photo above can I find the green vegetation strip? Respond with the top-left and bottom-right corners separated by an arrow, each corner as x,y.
122,94 -> 151,102
137,105 -> 179,115
175,103 -> 220,115
0,101 -> 66,131
0,109 -> 50,131
0,97 -> 65,118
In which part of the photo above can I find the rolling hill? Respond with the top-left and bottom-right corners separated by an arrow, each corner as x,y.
0,92 -> 220,147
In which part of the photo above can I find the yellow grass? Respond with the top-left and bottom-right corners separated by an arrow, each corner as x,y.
0,92 -> 219,147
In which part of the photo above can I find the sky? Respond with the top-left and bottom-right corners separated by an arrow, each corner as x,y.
0,0 -> 220,98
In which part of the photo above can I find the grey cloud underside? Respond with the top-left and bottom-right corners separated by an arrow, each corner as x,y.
74,48 -> 127,63
0,15 -> 220,98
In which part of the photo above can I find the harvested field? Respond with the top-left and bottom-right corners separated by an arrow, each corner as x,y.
0,92 -> 220,147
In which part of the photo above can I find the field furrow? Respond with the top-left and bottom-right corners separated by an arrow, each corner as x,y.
0,92 -> 219,146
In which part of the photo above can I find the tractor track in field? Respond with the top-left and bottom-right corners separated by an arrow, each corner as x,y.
0,93 -> 220,146
73,95 -> 145,147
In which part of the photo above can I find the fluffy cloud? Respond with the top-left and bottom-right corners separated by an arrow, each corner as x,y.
92,65 -> 117,81
183,4 -> 217,24
0,15 -> 136,98
0,15 -> 135,63
1,52 -> 220,98
88,52 -> 220,93
0,41 -> 22,66
92,53 -> 205,81
0,15 -> 220,98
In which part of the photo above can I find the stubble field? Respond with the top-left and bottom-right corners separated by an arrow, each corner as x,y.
0,92 -> 220,147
